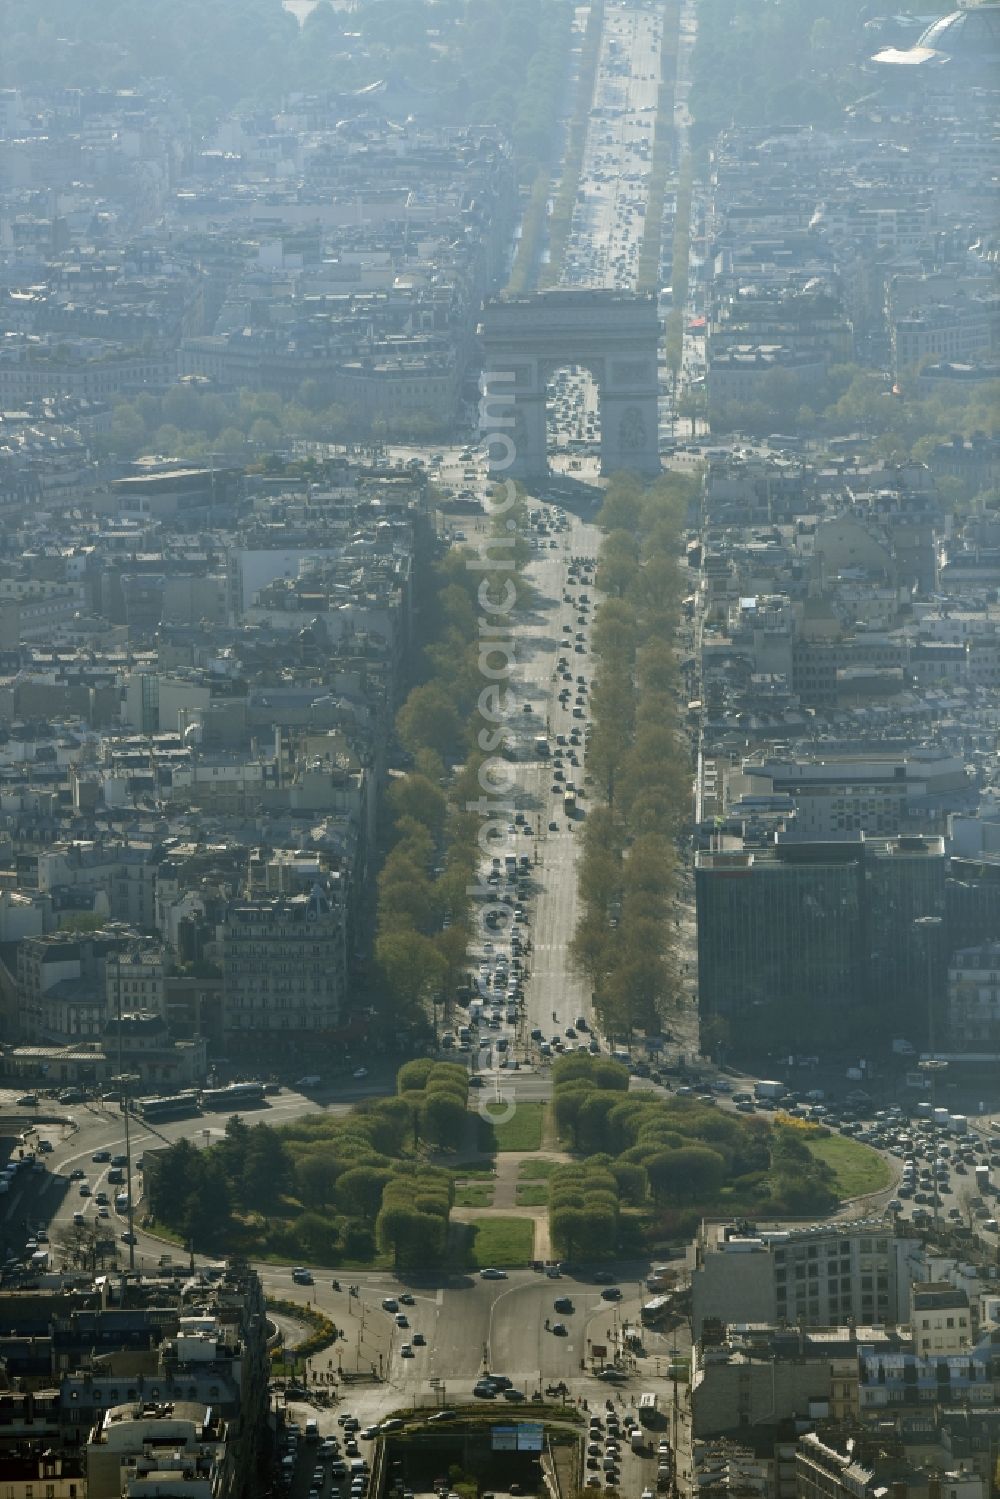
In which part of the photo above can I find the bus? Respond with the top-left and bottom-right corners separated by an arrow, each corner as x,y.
136,1092 -> 201,1122
638,1392 -> 661,1426
200,1081 -> 267,1111
641,1295 -> 673,1328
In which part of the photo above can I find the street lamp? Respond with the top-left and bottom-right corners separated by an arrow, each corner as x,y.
914,915 -> 943,1057
112,1071 -> 140,1271
917,1056 -> 948,1224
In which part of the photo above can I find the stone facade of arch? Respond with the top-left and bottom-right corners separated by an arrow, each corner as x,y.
479,289 -> 661,481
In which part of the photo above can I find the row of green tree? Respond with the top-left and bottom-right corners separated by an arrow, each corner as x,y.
569,472 -> 696,1041
538,1 -> 606,289
144,1060 -> 467,1267
636,1 -> 678,294
663,156 -> 693,381
374,495 -> 534,1025
99,380 -> 451,465
547,1055 -> 839,1255
507,171 -> 553,297
710,365 -> 1000,493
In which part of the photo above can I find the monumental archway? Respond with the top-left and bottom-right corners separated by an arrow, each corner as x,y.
479,288 -> 661,481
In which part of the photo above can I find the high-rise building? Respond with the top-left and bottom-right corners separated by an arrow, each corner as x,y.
696,835 -> 945,1055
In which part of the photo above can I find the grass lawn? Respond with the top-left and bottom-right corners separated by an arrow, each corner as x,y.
518,1157 -> 559,1179
144,1219 -> 184,1247
462,1215 -> 535,1268
455,1183 -> 495,1208
477,1102 -> 545,1153
451,1161 -> 498,1179
807,1134 -> 892,1199
516,1183 -> 548,1206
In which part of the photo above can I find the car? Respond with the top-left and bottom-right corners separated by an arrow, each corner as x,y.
551,1322 -> 568,1336
121,1231 -> 137,1246
381,1298 -> 399,1312
360,1426 -> 380,1440
549,821 -> 559,831
16,1095 -> 37,1107
429,1410 -> 457,1423
92,1150 -> 111,1163
95,1191 -> 109,1205
400,1343 -> 414,1357
399,1292 -> 415,1305
601,1286 -> 622,1300
480,1267 -> 507,1280
413,1331 -> 426,1346
503,1388 -> 526,1401
474,1382 -> 498,1399
554,1296 -> 574,1313
293,1267 -> 314,1285
37,1139 -> 53,1153
97,1206 -> 109,1219
69,1167 -> 85,1180
352,1067 -> 369,1080
395,1313 -> 409,1328
596,1368 -> 627,1383
78,1183 -> 92,1197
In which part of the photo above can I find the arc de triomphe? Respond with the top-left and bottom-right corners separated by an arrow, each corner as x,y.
479,288 -> 661,481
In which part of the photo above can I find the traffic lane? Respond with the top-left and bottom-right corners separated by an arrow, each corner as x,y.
0,1168 -> 72,1257
422,1278 -> 507,1384
510,518 -> 595,1037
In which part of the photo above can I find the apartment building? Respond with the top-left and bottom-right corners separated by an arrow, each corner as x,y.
692,1221 -> 917,1338
221,880 -> 347,1049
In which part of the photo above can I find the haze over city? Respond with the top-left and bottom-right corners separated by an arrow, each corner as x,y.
0,2 -> 997,1498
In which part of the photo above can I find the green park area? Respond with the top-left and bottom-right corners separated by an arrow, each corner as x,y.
477,1102 -> 546,1153
519,1158 -> 559,1179
143,1054 -> 878,1277
805,1134 -> 892,1200
144,1059 -> 470,1273
460,1216 -> 535,1269
455,1183 -> 495,1208
545,1055 -> 847,1259
516,1183 -> 549,1206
